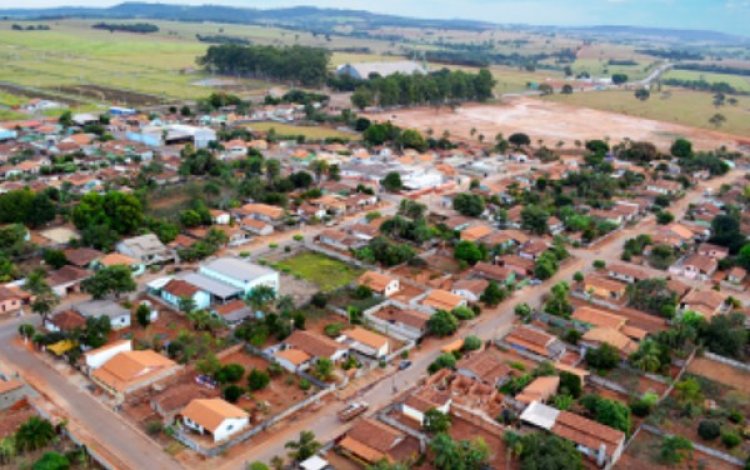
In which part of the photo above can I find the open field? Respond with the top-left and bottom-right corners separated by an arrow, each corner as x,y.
245,122 -> 359,140
688,356 -> 750,390
365,97 -> 749,152
663,69 -> 750,92
546,88 -> 750,137
274,251 -> 363,292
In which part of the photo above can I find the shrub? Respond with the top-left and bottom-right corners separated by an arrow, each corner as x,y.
451,306 -> 475,321
311,292 -> 328,308
593,260 -> 606,269
721,430 -> 741,448
698,420 -> 721,440
215,363 -> 245,384
146,420 -> 163,436
248,369 -> 270,391
729,410 -> 745,424
629,399 -> 651,417
462,335 -> 482,351
323,322 -> 344,338
293,234 -> 304,242
298,378 -> 311,391
267,362 -> 283,377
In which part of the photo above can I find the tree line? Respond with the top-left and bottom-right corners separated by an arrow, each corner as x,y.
198,44 -> 331,87
92,22 -> 159,33
195,34 -> 251,45
662,78 -> 746,96
348,68 -> 496,109
674,63 -> 750,77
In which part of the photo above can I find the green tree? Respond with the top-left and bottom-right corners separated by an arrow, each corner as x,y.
42,249 -> 68,270
629,339 -> 662,373
514,303 -> 532,322
285,431 -> 321,462
196,353 -> 221,376
222,384 -> 244,403
380,172 -> 403,192
454,241 -> 485,266
585,343 -> 620,370
544,282 -> 572,317
581,394 -> 632,434
248,368 -> 270,391
670,138 -> 693,158
18,323 -> 35,340
427,310 -> 459,337
314,358 -> 334,381
452,193 -> 485,217
508,133 -> 531,148
424,408 -> 451,433
430,433 -> 489,470
81,265 -> 136,299
135,303 -> 152,327
24,270 -> 59,322
519,432 -> 582,470
674,377 -> 703,406
521,205 -> 549,235
480,281 -> 506,306
215,363 -> 245,384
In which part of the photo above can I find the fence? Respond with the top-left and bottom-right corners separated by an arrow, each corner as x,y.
704,351 -> 750,373
640,424 -> 745,467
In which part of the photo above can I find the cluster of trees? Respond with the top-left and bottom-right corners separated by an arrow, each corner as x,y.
199,44 -> 331,87
354,236 -> 416,267
580,394 -> 632,434
662,78 -> 744,96
178,228 -> 229,262
195,34 -> 250,45
0,415 -> 68,467
674,63 -> 750,77
363,122 -> 428,152
10,24 -> 50,31
534,242 -> 569,280
0,188 -> 57,228
637,49 -> 704,61
626,278 -> 678,317
92,22 -> 159,33
350,68 -> 496,109
453,193 -> 485,217
72,191 -> 145,250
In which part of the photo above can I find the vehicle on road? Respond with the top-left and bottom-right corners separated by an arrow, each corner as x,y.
338,401 -> 369,421
398,360 -> 412,370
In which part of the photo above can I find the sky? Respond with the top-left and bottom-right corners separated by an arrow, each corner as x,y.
10,0 -> 750,36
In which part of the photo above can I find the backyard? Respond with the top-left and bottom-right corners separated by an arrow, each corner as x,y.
272,251 -> 363,293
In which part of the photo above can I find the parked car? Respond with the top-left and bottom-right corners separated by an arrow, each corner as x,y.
338,401 -> 368,422
398,360 -> 412,370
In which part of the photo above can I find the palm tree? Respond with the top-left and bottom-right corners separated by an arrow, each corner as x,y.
285,431 -> 321,462
310,159 -> 329,183
248,285 -> 276,311
15,416 -> 55,452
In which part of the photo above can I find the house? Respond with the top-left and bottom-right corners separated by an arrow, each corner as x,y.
210,210 -> 231,225
151,384 -> 213,424
516,376 -> 560,404
583,275 -> 627,302
401,387 -> 451,426
358,271 -> 400,298
0,286 -> 24,314
338,418 -> 409,465
63,247 -> 103,268
505,325 -> 566,360
369,304 -> 430,341
317,229 -> 355,251
181,398 -> 249,443
456,349 -> 511,387
670,254 -> 717,281
199,257 -> 279,296
697,243 -> 729,260
520,401 -> 626,467
679,289 -> 726,319
97,253 -> 145,277
499,255 -> 535,277
0,380 -> 26,410
116,234 -> 174,266
451,278 -> 489,303
91,350 -> 179,398
84,339 -> 132,371
161,279 -> 211,311
47,265 -> 91,297
572,306 -> 626,330
340,327 -> 390,358
460,225 -> 493,242
44,309 -> 86,333
236,203 -> 285,225
726,267 -> 747,287
276,330 -> 349,372
470,262 -> 515,285
607,264 -> 648,284
74,300 -> 132,330
421,289 -> 466,311
548,216 -> 565,235
519,240 -> 549,260
241,217 -> 274,236
212,299 -> 253,327
646,180 -> 681,196
653,223 -> 695,248
581,327 -> 637,356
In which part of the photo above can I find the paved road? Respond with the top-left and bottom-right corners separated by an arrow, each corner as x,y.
0,317 -> 182,470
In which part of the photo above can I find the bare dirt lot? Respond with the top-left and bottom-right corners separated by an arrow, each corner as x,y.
688,356 -> 750,390
365,97 -> 746,151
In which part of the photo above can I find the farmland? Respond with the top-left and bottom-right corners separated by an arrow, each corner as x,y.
545,87 -> 750,137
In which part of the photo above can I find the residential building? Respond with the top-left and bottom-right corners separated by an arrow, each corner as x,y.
456,349 -> 511,387
44,309 -> 86,333
276,330 -> 349,372
451,278 -> 489,302
697,243 -> 729,260
212,300 -> 253,327
421,289 -> 466,311
607,264 -> 648,284
47,265 -> 90,297
369,304 -> 430,340
338,419 -> 411,465
160,279 -> 211,311
583,275 -> 627,302
340,327 -> 390,358
74,300 -> 131,330
84,339 -> 132,371
401,387 -> 451,426
516,376 -> 560,404
679,289 -> 726,319
505,325 -> 566,360
0,380 -> 26,410
91,350 -> 179,398
358,271 -> 400,297
581,327 -> 637,356
670,254 -> 718,281
116,234 -> 174,266
199,257 -> 279,295
181,398 -> 249,443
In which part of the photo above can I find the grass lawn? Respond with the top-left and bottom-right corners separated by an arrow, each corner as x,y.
246,121 -> 359,140
275,251 -> 363,292
545,87 -> 750,137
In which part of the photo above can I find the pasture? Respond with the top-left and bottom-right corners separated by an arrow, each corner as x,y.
273,251 -> 363,293
663,69 -> 750,92
246,122 -> 358,141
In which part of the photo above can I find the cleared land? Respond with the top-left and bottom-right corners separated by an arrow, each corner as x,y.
688,356 -> 750,390
546,88 -> 750,137
365,97 -> 749,152
274,251 -> 363,292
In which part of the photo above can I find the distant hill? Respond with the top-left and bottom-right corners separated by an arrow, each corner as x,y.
0,2 -> 747,45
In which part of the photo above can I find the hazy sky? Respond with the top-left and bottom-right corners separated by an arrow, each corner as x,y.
10,0 -> 750,35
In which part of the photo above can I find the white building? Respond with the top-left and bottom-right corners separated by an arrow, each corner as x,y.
339,327 -> 390,358
335,61 -> 427,80
181,398 -> 249,443
199,257 -> 279,296
84,340 -> 132,371
116,234 -> 174,266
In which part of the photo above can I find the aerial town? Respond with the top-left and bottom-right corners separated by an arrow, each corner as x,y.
0,2 -> 748,470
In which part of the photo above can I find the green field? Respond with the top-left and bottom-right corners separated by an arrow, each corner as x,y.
275,251 -> 363,292
662,69 -> 750,92
246,122 -> 359,140
546,88 -> 750,137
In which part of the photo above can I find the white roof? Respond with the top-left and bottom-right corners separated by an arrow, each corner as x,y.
147,276 -> 172,290
520,401 -> 560,430
179,272 -> 240,299
200,257 -> 275,283
300,455 -> 329,470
